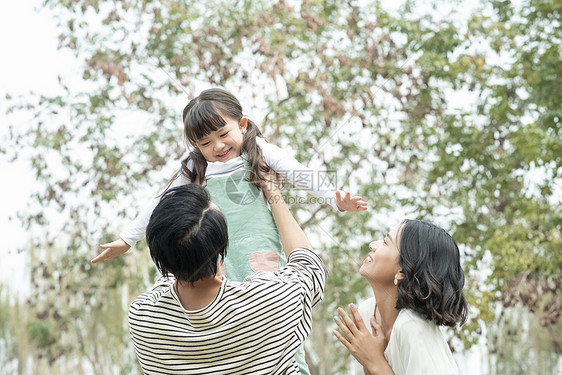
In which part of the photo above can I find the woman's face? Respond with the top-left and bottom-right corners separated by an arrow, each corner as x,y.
360,224 -> 402,285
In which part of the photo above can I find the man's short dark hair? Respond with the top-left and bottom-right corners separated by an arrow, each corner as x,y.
146,184 -> 228,285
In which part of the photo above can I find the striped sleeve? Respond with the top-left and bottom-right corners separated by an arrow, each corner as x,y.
283,248 -> 327,308
253,248 -> 327,343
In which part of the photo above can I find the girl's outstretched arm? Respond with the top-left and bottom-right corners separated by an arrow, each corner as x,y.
93,169 -> 192,264
257,137 -> 368,212
91,238 -> 130,263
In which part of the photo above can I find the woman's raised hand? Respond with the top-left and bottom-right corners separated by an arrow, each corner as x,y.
333,304 -> 393,375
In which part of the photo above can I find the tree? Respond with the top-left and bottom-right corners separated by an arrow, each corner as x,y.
434,0 -> 562,366
3,0 -> 561,373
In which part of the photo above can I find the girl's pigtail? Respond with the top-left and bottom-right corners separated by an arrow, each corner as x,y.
183,148 -> 207,185
159,148 -> 206,197
242,119 -> 283,191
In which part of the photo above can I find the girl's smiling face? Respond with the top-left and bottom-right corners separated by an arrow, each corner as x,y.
193,118 -> 247,162
360,225 -> 402,285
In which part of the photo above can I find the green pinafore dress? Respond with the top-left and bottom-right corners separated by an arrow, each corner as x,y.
204,160 -> 310,375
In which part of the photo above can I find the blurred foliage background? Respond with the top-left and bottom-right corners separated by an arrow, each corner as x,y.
1,0 -> 561,374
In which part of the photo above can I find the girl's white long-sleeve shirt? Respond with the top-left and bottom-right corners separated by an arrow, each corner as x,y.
120,137 -> 339,247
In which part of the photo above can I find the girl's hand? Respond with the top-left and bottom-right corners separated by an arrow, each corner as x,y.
336,190 -> 368,212
91,238 -> 131,263
333,304 -> 392,374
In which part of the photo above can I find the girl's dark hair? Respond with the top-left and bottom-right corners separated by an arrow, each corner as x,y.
176,88 -> 274,189
396,219 -> 468,327
146,184 -> 228,285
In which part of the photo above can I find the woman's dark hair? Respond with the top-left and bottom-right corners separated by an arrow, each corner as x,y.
146,184 -> 228,285
176,87 -> 275,189
395,219 -> 468,327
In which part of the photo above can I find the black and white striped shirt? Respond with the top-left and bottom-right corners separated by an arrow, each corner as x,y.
129,249 -> 327,374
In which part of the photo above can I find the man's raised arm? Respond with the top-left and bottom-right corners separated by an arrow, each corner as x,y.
261,175 -> 312,256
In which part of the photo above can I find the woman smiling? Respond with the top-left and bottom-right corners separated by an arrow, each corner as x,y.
334,219 -> 468,375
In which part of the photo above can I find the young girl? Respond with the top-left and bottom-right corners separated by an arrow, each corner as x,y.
333,220 -> 468,375
92,88 -> 367,375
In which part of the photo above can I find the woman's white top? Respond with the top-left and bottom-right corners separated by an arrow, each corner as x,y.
352,299 -> 459,375
120,137 -> 339,246
384,309 -> 459,375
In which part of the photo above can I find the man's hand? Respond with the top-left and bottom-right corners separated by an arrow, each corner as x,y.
336,190 -> 368,212
259,164 -> 312,254
91,238 -> 131,263
259,168 -> 284,202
